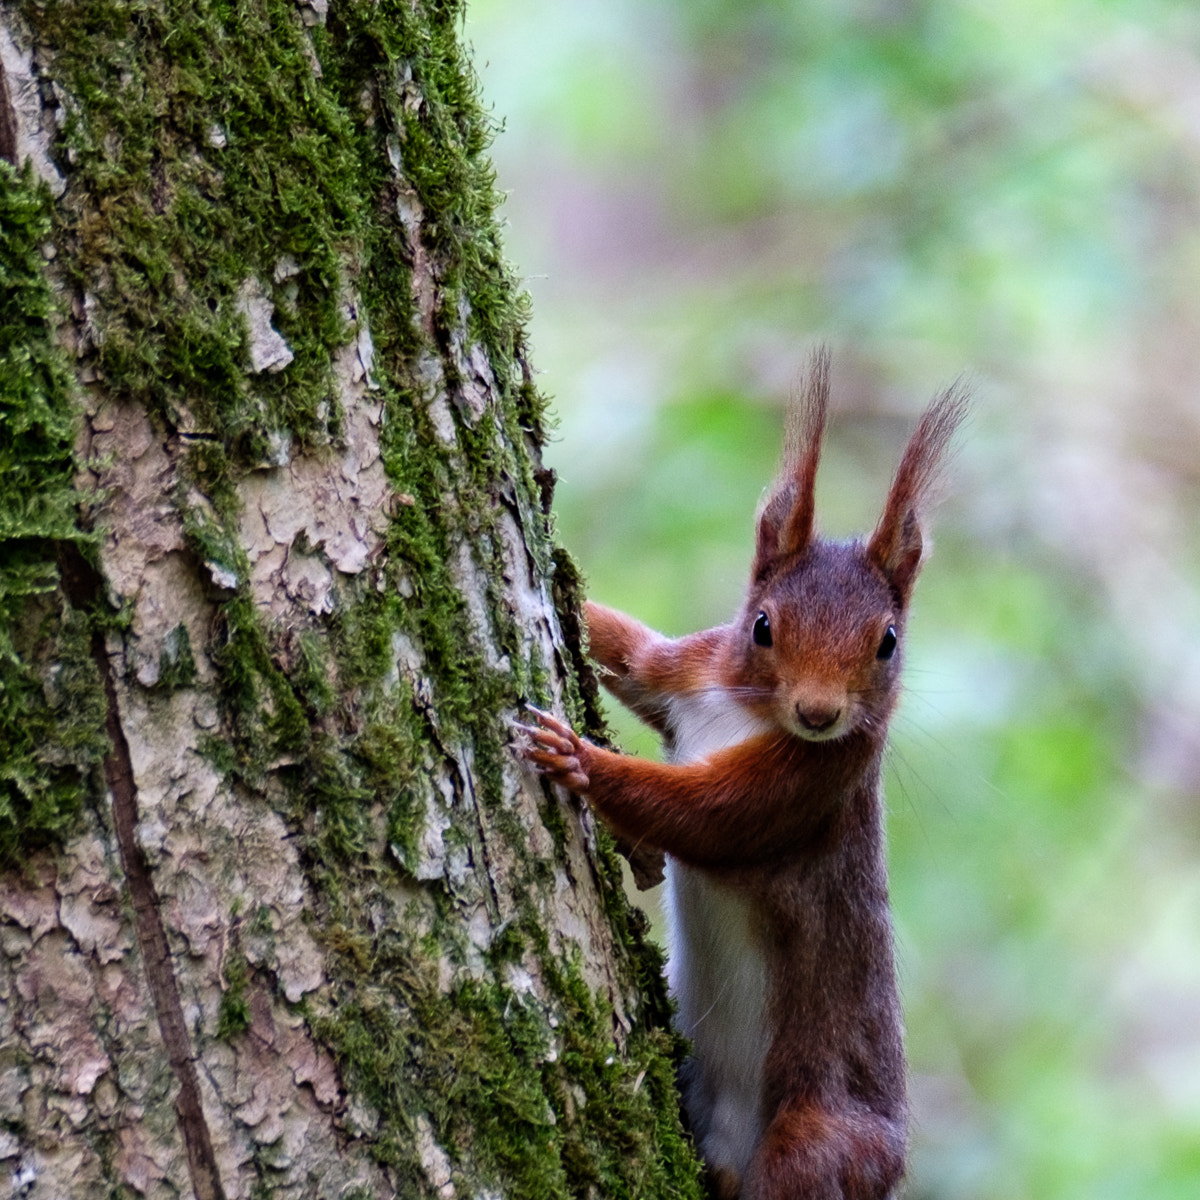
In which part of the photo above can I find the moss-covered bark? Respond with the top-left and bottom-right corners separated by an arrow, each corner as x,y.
0,2 -> 702,1196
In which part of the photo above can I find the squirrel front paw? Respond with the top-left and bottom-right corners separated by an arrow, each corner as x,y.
516,706 -> 592,794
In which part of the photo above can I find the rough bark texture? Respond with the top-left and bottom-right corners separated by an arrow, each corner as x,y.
0,2 -> 702,1197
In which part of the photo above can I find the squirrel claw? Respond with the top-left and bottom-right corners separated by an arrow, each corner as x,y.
526,705 -> 575,737
516,705 -> 590,794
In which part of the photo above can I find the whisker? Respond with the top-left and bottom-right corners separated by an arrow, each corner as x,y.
683,970 -> 738,1032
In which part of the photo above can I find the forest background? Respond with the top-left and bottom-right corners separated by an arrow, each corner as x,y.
465,1 -> 1200,1198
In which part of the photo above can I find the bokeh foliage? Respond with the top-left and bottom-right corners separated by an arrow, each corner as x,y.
468,1 -> 1200,1197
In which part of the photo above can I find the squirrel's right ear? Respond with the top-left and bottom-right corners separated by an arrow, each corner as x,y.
867,382 -> 969,605
752,346 -> 830,581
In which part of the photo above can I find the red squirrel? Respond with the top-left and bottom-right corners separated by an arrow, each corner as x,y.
520,349 -> 966,1200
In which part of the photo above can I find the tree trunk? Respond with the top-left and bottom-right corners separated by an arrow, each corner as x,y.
0,2 -> 700,1197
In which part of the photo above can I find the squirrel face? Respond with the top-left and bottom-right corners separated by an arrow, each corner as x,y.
712,348 -> 966,747
723,540 -> 904,743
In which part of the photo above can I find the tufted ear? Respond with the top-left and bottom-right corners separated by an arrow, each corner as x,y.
752,346 -> 830,581
867,382 -> 969,605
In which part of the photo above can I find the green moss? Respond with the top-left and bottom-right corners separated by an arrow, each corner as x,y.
313,938 -> 701,1200
0,162 -> 106,864
27,0 -> 363,446
289,630 -> 336,717
205,589 -> 309,772
0,167 -> 80,550
153,623 -> 198,691
249,903 -> 274,938
300,748 -> 374,861
216,948 -> 252,1041
0,600 -> 109,864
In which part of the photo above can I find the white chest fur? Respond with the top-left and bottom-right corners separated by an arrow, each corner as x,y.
663,691 -> 773,1181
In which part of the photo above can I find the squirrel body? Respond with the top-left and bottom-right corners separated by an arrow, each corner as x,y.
521,351 -> 965,1199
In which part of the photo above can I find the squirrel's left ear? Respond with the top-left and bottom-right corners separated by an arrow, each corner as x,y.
752,346 -> 830,580
867,383 -> 969,605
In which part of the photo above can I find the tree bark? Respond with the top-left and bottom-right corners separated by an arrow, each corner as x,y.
0,2 -> 700,1197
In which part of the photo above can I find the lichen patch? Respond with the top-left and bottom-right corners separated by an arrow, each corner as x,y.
415,1113 -> 456,1199
236,277 -> 295,375
0,20 -> 66,196
239,333 -> 391,619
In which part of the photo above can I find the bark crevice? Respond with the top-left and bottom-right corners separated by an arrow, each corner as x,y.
0,57 -> 16,164
58,545 -> 228,1200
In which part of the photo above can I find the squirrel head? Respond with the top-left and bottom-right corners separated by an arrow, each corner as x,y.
723,348 -> 967,744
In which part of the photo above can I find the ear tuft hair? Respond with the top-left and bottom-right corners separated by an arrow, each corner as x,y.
867,379 -> 969,604
753,346 -> 831,579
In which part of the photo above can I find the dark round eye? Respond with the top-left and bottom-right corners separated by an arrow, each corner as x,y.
752,610 -> 773,648
876,625 -> 897,660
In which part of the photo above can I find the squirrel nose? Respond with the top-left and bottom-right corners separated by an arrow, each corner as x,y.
796,706 -> 841,734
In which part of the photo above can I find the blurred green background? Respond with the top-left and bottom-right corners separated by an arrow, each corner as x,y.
464,1 -> 1200,1196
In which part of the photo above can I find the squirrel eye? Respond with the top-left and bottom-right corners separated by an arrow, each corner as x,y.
876,625 -> 897,660
752,611 -> 773,648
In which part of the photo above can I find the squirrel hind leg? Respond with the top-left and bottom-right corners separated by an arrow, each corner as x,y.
743,1104 -> 905,1200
